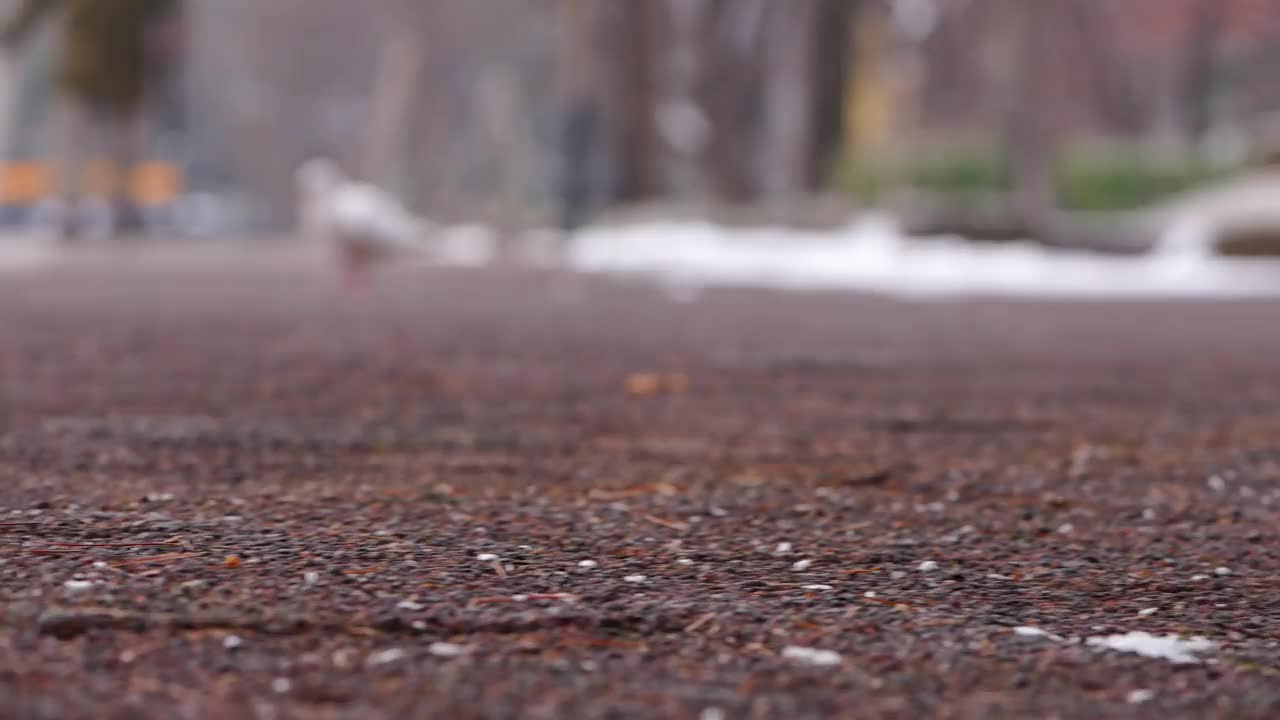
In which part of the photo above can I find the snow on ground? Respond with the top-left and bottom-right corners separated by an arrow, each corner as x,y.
568,214 -> 1280,299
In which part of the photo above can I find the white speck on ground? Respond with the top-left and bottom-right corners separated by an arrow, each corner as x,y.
303,571 -> 320,585
677,558 -> 694,566
790,559 -> 813,571
366,648 -> 408,666
774,542 -> 793,555
1086,632 -> 1215,664
577,560 -> 598,569
918,560 -> 939,572
1208,475 -> 1227,492
1127,689 -> 1156,704
63,579 -> 95,593
223,635 -> 244,650
428,642 -> 468,658
1215,566 -> 1232,576
1191,574 -> 1210,581
782,646 -> 843,667
624,575 -> 647,583
271,678 -> 292,694
476,553 -> 499,561
1139,608 -> 1159,616
396,600 -> 424,611
699,707 -> 726,720
1012,626 -> 1064,641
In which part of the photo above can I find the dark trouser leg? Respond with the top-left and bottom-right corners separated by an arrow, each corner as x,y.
53,97 -> 89,241
106,107 -> 145,237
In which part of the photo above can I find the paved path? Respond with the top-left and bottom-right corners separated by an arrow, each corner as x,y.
1,249 -> 1279,719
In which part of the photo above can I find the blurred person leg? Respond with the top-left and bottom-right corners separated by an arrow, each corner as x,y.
105,106 -> 145,237
52,96 -> 90,241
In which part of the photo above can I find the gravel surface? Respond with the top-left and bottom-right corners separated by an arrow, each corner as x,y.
2,253 -> 1280,719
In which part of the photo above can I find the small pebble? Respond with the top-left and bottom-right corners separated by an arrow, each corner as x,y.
366,648 -> 407,666
92,561 -> 109,570
782,646 -> 842,667
803,584 -> 833,591
1214,567 -> 1232,576
624,575 -> 647,583
863,591 -> 877,598
396,600 -> 424,611
223,635 -> 243,650
790,559 -> 813,571
890,570 -> 907,580
918,560 -> 939,572
700,708 -> 726,720
63,579 -> 95,593
428,642 -> 467,658
774,542 -> 793,555
1139,608 -> 1158,616
577,560 -> 598,569
224,555 -> 242,569
1127,689 -> 1156,704
476,553 -> 499,562
271,678 -> 292,694
676,558 -> 694,566
1191,574 -> 1210,581
1207,475 -> 1226,493
303,571 -> 320,585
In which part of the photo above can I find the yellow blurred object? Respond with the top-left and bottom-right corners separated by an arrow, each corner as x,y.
0,160 -> 182,205
624,372 -> 689,397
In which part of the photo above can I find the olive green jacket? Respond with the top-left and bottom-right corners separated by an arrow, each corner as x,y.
3,0 -> 182,110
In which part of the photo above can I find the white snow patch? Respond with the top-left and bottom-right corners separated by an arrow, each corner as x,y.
782,646 -> 843,667
1086,632 -> 1215,664
568,216 -> 1280,299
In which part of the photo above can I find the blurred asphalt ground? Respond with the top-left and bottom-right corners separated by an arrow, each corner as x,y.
2,238 -> 1280,719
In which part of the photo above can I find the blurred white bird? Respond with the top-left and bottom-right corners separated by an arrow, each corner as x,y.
295,157 -> 432,290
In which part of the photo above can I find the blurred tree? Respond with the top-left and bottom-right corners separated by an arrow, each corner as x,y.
364,0 -> 426,196
610,0 -> 661,203
558,0 -> 598,230
1005,0 -> 1057,232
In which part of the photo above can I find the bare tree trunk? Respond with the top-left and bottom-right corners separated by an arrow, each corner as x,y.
1006,0 -> 1057,234
558,0 -> 598,229
761,0 -> 818,197
612,0 -> 661,203
700,0 -> 768,203
363,5 -> 425,195
1067,0 -> 1146,136
1181,0 -> 1225,146
806,0 -> 859,191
